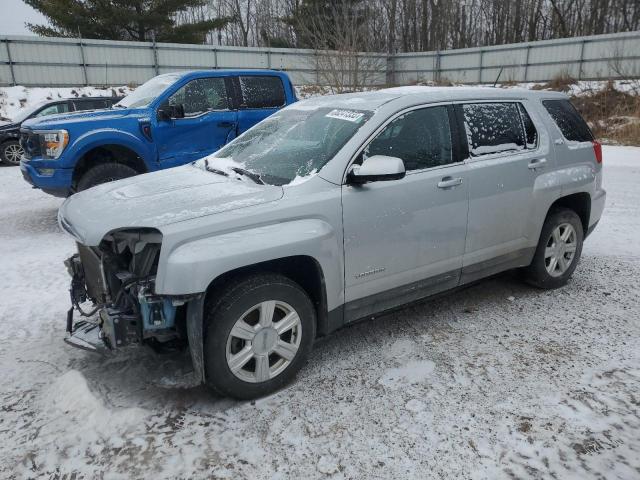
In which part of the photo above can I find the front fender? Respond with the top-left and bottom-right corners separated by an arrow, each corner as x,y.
62,128 -> 155,169
156,218 -> 343,310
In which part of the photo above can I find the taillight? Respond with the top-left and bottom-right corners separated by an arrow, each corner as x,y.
592,140 -> 602,163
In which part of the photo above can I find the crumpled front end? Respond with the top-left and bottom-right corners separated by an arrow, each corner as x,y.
64,228 -> 194,353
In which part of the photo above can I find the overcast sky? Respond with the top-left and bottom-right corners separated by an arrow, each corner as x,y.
0,0 -> 50,36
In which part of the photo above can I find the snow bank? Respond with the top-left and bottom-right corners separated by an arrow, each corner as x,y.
3,80 -> 636,122
0,85 -> 133,121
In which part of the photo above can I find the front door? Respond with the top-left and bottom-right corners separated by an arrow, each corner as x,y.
342,105 -> 469,322
459,101 -> 549,282
156,76 -> 237,168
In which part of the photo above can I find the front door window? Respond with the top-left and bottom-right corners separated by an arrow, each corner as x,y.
168,77 -> 229,116
359,105 -> 454,171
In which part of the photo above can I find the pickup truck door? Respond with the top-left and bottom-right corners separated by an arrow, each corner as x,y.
155,76 -> 237,168
233,75 -> 287,135
342,105 -> 469,322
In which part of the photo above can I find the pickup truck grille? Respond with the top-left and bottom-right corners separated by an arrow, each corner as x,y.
20,130 -> 41,160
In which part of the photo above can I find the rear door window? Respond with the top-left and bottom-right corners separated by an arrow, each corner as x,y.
462,102 -> 537,157
518,104 -> 539,148
168,77 -> 229,117
73,99 -> 108,111
238,76 -> 286,109
543,99 -> 593,142
362,106 -> 453,171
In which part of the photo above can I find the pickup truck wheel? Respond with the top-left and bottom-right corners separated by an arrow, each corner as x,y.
1,140 -> 24,166
524,208 -> 584,289
76,163 -> 137,191
204,274 -> 316,399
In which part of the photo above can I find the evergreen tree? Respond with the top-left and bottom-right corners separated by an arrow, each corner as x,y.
25,0 -> 231,44
283,0 -> 370,50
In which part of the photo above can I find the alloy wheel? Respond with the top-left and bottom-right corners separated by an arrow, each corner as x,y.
3,143 -> 24,165
544,223 -> 577,277
225,300 -> 302,383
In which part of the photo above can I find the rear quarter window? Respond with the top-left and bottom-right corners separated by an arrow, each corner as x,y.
239,76 -> 286,109
543,99 -> 593,142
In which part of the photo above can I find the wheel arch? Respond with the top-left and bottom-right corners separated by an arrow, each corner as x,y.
547,192 -> 591,235
72,143 -> 148,188
204,255 -> 331,338
0,136 -> 20,146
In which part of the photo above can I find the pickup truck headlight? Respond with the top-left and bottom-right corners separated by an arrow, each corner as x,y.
38,130 -> 69,159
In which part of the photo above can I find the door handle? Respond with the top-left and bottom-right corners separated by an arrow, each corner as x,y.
218,121 -> 235,128
528,158 -> 547,170
437,176 -> 463,189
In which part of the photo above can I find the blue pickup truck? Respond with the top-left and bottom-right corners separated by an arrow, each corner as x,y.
20,70 -> 297,196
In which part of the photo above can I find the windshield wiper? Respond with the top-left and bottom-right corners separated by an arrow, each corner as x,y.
203,159 -> 229,177
231,167 -> 264,185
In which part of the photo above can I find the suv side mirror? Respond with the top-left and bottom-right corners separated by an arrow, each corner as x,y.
157,103 -> 185,121
348,155 -> 406,184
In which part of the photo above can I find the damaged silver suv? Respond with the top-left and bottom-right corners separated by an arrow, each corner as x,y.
60,87 -> 605,399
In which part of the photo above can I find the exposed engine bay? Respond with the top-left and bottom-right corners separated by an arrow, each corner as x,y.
65,229 -> 190,352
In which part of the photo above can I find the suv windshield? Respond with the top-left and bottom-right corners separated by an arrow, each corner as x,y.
115,73 -> 182,109
13,102 -> 47,123
204,107 -> 373,185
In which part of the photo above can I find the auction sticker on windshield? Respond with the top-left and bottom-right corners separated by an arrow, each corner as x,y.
325,109 -> 366,122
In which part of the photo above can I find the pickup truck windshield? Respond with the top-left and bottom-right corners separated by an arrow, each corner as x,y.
209,107 -> 373,185
115,73 -> 182,109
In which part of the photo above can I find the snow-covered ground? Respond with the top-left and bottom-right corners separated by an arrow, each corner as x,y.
1,146 -> 639,479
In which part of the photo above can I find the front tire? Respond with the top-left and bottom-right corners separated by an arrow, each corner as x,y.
524,208 -> 584,289
1,140 -> 24,166
204,273 -> 316,400
76,163 -> 137,191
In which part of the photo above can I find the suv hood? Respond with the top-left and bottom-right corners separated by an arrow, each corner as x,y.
59,165 -> 284,245
22,107 -> 143,130
0,121 -> 18,131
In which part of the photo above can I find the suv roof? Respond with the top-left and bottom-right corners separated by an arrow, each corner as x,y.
70,96 -> 121,101
293,86 -> 569,112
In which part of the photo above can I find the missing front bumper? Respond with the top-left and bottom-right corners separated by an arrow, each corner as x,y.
64,319 -> 110,354
65,304 -> 142,353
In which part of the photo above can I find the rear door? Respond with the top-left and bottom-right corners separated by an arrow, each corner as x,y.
342,105 -> 469,321
233,75 -> 287,135
459,101 -> 549,282
155,76 -> 237,168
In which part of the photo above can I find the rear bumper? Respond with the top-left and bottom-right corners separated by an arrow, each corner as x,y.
20,158 -> 72,197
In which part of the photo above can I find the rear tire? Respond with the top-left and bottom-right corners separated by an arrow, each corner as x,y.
76,163 -> 137,191
524,208 -> 584,289
1,140 -> 24,166
204,273 -> 316,400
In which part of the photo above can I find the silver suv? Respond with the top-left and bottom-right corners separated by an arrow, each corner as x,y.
60,87 -> 605,399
